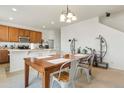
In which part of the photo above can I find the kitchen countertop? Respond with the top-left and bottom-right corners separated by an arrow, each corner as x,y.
0,48 -> 8,50
8,48 -> 56,72
0,48 -> 54,51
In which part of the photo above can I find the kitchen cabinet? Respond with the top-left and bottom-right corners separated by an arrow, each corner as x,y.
0,25 -> 42,42
8,27 -> 19,42
0,25 -> 9,41
35,32 -> 42,43
19,29 -> 25,37
19,29 -> 30,37
24,30 -> 30,37
30,31 -> 42,43
0,50 -> 9,63
30,31 -> 36,43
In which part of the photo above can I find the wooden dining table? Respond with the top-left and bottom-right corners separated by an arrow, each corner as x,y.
24,53 -> 88,88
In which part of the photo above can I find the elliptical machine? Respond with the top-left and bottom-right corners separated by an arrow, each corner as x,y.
94,35 -> 109,69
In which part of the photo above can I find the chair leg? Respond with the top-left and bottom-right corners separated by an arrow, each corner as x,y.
89,70 -> 94,80
50,76 -> 55,88
74,67 -> 80,81
61,84 -> 67,88
89,69 -> 92,75
72,81 -> 75,88
50,77 -> 52,88
83,69 -> 91,83
61,83 -> 71,88
80,69 -> 83,77
51,80 -> 54,88
37,72 -> 40,78
75,67 -> 85,81
51,77 -> 62,88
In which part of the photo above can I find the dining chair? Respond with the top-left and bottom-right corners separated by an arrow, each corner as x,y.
51,60 -> 78,88
75,53 -> 95,83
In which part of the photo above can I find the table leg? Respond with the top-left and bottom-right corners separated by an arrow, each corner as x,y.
42,71 -> 50,88
25,63 -> 29,88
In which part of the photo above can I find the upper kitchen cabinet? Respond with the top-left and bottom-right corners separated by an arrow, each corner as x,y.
24,30 -> 30,37
8,27 -> 19,42
0,25 -> 9,42
30,31 -> 42,43
0,25 -> 42,43
35,32 -> 42,43
19,29 -> 25,37
30,31 -> 36,43
19,29 -> 30,37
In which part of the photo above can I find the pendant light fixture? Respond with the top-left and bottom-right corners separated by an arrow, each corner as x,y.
60,5 -> 77,23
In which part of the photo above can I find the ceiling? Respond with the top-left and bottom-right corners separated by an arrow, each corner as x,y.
0,5 -> 124,30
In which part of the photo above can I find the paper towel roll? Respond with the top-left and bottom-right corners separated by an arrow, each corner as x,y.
30,43 -> 35,49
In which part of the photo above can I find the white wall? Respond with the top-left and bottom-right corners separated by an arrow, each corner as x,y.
61,17 -> 124,70
100,11 -> 124,32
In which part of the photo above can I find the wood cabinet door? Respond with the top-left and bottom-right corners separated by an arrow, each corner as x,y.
19,29 -> 25,37
19,29 -> 30,37
24,30 -> 30,37
30,31 -> 42,43
0,50 -> 9,63
30,31 -> 36,43
0,25 -> 9,41
8,27 -> 19,42
35,32 -> 42,43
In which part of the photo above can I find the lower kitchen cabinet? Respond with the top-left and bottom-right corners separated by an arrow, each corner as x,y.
0,50 -> 9,64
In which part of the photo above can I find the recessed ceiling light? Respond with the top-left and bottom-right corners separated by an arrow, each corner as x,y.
42,25 -> 46,28
9,17 -> 14,21
51,21 -> 55,24
12,8 -> 17,12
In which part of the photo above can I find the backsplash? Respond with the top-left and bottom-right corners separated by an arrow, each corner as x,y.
0,42 -> 40,49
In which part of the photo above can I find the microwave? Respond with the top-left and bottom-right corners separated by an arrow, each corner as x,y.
19,37 -> 30,43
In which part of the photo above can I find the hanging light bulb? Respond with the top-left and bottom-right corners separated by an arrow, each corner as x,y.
72,15 -> 77,21
67,12 -> 73,18
60,5 -> 77,23
60,13 -> 66,22
60,17 -> 65,22
66,18 -> 71,23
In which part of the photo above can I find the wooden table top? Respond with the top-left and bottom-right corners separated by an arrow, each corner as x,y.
24,53 -> 88,72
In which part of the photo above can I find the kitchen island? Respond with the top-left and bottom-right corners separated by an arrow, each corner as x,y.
8,49 -> 56,72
